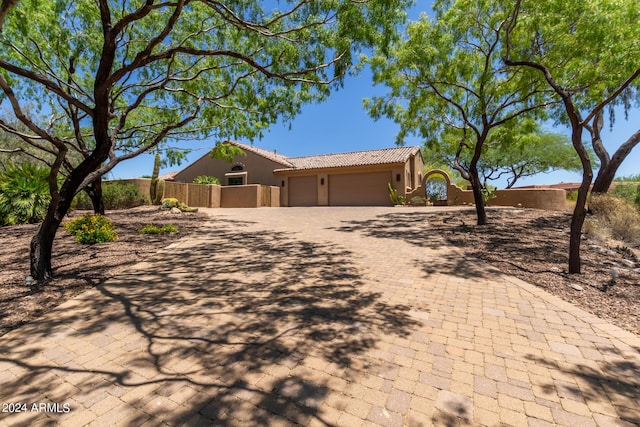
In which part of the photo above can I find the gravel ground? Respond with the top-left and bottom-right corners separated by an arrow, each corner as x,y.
0,206 -> 208,337
1,206 -> 638,337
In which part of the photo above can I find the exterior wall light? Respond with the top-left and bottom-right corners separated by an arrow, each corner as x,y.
320,178 -> 325,185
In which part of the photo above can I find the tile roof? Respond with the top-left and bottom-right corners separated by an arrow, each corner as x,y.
228,141 -> 293,167
278,146 -> 421,171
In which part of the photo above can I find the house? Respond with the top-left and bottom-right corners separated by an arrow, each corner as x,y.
173,141 -> 425,206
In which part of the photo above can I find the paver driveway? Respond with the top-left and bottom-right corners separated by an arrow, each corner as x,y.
1,206 -> 639,426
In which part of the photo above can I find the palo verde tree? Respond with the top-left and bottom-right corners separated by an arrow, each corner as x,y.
504,0 -> 640,273
0,0 -> 410,281
366,0 -> 555,225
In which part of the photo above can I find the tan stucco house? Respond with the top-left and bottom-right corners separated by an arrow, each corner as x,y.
173,141 -> 425,207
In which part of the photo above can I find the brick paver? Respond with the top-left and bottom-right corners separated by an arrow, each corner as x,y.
1,206 -> 639,426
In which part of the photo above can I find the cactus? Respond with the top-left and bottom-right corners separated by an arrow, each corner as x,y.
153,179 -> 164,205
149,153 -> 161,204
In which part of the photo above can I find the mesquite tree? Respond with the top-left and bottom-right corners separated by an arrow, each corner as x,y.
365,0 -> 555,225
0,0 -> 409,281
504,0 -> 640,273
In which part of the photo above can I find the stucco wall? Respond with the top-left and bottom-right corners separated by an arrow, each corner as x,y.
220,185 -> 260,208
173,149 -> 286,186
449,185 -> 568,210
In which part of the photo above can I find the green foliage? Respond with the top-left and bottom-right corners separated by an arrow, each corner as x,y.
139,223 -> 177,235
410,196 -> 427,206
611,184 -> 640,208
425,175 -> 448,203
160,198 -> 198,213
209,143 -> 247,163
481,185 -> 497,205
193,175 -> 220,185
0,163 -> 51,225
161,198 -> 180,209
73,182 -> 147,210
566,191 -> 579,201
614,174 -> 640,182
587,194 -> 640,245
63,214 -> 118,244
388,182 -> 405,205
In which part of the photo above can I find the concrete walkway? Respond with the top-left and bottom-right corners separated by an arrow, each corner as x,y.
1,207 -> 638,426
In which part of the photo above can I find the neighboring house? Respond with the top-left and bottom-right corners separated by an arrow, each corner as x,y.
173,141 -> 425,206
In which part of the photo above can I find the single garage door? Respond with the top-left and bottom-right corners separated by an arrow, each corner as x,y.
288,175 -> 318,206
329,172 -> 392,206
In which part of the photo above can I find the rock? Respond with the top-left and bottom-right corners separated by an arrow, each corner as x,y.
570,284 -> 584,291
170,207 -> 182,214
622,259 -> 636,268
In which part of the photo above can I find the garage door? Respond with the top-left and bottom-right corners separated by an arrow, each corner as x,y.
288,175 -> 318,206
329,172 -> 392,206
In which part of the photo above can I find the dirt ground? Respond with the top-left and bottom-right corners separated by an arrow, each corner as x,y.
1,206 -> 638,338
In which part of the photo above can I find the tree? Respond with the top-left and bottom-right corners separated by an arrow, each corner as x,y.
366,0 -> 555,225
504,0 -> 640,273
0,0 -> 409,281
473,122 -> 592,189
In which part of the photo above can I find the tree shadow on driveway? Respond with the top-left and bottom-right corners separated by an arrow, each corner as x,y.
0,218 -> 419,425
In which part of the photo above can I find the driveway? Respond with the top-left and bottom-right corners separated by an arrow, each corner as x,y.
1,207 -> 638,426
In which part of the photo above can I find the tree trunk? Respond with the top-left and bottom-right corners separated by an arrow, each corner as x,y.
85,176 -> 105,215
591,128 -> 640,193
568,126 -> 593,274
469,165 -> 487,225
568,181 -> 590,273
30,189 -> 75,281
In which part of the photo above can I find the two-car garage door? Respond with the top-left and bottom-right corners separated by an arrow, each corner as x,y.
288,172 -> 392,206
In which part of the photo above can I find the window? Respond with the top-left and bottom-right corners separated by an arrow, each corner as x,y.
228,176 -> 244,185
231,165 -> 244,171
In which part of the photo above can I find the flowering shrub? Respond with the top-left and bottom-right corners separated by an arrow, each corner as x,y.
63,214 -> 118,244
138,223 -> 177,234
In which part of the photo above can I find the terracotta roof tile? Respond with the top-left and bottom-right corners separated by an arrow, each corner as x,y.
228,141 -> 293,167
277,146 -> 421,171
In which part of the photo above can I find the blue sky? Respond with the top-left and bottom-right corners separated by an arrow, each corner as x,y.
109,2 -> 640,188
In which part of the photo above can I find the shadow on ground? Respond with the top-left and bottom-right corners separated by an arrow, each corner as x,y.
0,218 -> 419,425
525,352 -> 640,424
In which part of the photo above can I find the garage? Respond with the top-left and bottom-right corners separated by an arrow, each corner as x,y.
288,175 -> 318,206
329,172 -> 392,206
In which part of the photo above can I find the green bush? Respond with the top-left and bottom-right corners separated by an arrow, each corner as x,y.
63,214 -> 118,244
0,163 -> 51,225
410,196 -> 427,206
139,223 -> 177,234
388,182 -> 405,205
73,181 -> 147,210
566,191 -> 579,201
193,175 -> 220,185
160,198 -> 198,212
611,184 -> 640,208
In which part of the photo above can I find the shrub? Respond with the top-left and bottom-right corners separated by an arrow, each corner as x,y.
160,198 -> 198,212
611,183 -> 640,208
566,191 -> 578,201
0,163 -> 51,225
73,181 -> 147,210
588,194 -> 640,245
410,196 -> 427,206
388,182 -> 405,205
63,214 -> 118,244
139,223 -> 177,234
193,175 -> 220,185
